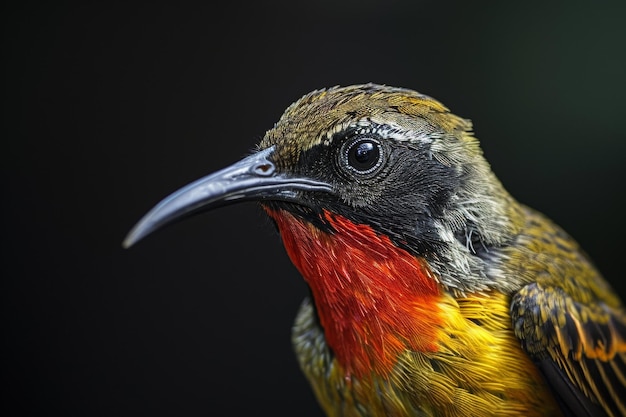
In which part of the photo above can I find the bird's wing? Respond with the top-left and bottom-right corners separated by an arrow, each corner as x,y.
511,282 -> 626,417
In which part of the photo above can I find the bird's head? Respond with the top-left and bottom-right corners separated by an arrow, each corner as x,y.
125,83 -> 522,293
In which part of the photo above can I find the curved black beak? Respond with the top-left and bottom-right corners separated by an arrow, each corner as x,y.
123,146 -> 332,248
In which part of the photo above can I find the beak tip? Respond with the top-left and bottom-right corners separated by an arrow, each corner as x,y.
122,227 -> 145,249
121,236 -> 135,249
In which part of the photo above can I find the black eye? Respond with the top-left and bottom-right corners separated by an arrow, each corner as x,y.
350,141 -> 377,167
340,136 -> 385,177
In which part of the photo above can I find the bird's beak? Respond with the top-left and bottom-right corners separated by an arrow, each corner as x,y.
123,146 -> 331,248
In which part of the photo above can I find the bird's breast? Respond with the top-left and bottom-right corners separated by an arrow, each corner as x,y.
265,207 -> 445,378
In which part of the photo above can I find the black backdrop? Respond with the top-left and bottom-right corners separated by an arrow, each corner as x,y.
4,2 -> 626,416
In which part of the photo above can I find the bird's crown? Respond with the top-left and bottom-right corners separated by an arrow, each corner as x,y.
261,83 -> 477,168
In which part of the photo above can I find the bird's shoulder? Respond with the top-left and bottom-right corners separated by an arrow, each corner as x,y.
507,206 -> 626,417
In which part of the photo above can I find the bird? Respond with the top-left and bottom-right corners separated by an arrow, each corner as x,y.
123,83 -> 626,416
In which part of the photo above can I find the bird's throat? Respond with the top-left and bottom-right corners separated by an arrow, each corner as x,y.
265,207 -> 443,378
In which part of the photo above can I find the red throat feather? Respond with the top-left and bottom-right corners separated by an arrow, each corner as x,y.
265,207 -> 443,378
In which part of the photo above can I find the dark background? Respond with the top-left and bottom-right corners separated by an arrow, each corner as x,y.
3,1 -> 625,416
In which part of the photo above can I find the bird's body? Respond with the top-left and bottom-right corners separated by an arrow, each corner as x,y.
124,84 -> 626,416
280,207 -> 563,416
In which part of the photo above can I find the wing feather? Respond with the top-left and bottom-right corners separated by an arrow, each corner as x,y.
512,282 -> 626,417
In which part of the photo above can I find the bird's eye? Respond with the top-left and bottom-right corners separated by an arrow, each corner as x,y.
339,136 -> 385,177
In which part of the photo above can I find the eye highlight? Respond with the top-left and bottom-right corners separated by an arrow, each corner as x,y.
339,136 -> 385,177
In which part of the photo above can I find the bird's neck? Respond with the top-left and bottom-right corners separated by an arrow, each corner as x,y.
265,207 -> 443,378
